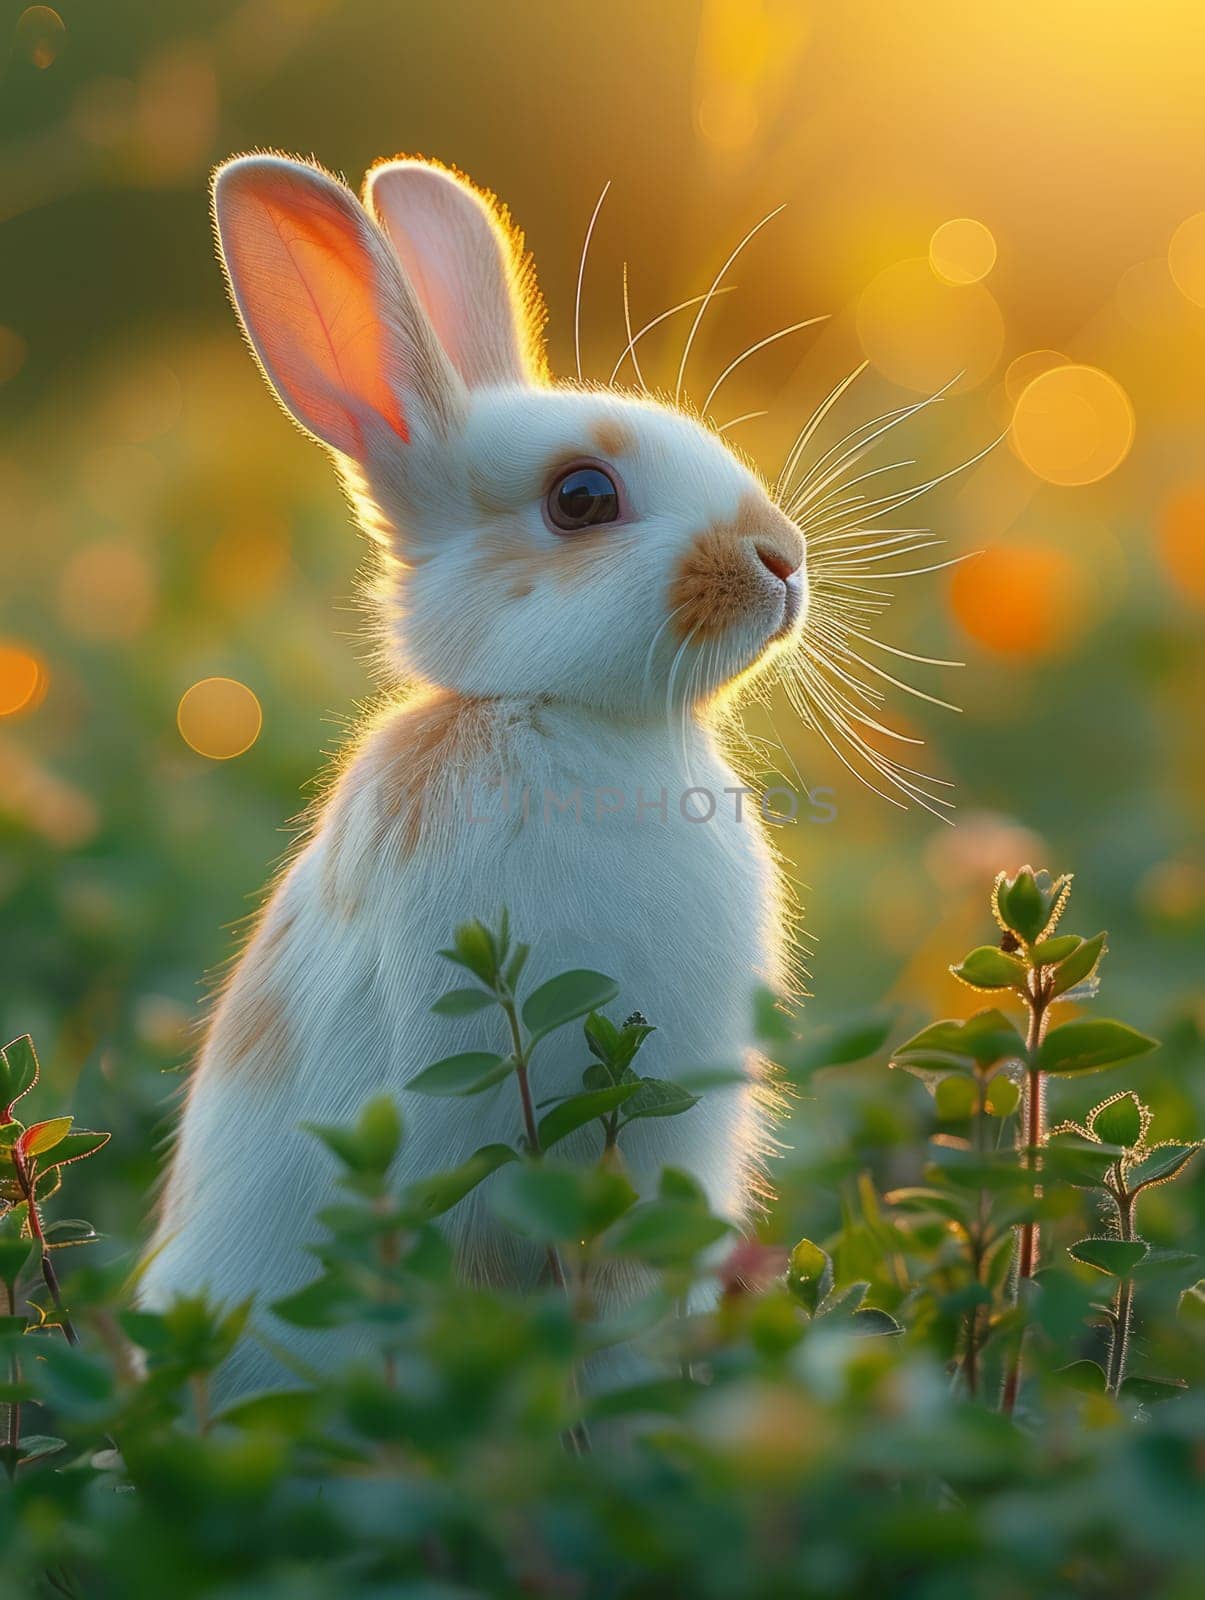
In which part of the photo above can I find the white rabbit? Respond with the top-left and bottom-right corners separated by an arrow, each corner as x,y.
141,152 -> 808,1394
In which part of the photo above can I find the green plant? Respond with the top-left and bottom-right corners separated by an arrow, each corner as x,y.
1,886 -> 1204,1598
0,1034 -> 109,1480
887,867 -> 1200,1413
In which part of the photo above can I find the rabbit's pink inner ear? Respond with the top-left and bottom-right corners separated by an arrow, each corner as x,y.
365,160 -> 544,390
214,158 -> 411,458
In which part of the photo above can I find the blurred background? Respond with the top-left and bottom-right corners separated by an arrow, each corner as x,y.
1,0 -> 1203,1244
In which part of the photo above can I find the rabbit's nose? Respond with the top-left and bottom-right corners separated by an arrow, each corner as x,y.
755,544 -> 799,584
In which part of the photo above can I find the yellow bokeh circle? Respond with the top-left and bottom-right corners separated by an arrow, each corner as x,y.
177,677 -> 262,760
1168,212 -> 1205,308
929,218 -> 997,285
1010,364 -> 1135,486
857,257 -> 1004,394
0,642 -> 46,717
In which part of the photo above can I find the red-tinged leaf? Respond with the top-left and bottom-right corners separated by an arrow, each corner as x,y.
17,1117 -> 73,1159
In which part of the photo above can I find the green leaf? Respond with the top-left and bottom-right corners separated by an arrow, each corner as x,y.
403,1144 -> 519,1218
894,1009 -> 1025,1070
752,986 -> 794,1044
993,869 -> 1048,943
17,1434 -> 66,1466
0,1218 -> 32,1289
493,1162 -> 637,1243
620,1077 -> 700,1123
1119,1375 -> 1187,1405
1126,1142 -> 1201,1191
883,1186 -> 972,1224
1048,932 -> 1107,998
658,1167 -> 707,1204
848,1307 -> 904,1337
405,1052 -> 514,1097
1087,1092 -> 1145,1149
1031,935 -> 1082,964
1132,1247 -> 1197,1279
217,1389 -> 324,1431
1044,1132 -> 1125,1188
1038,1019 -> 1158,1075
503,942 -> 530,992
431,987 -> 496,1016
0,1035 -> 39,1118
604,1200 -> 731,1267
584,1011 -> 621,1064
537,1084 -> 640,1150
1057,1358 -> 1108,1395
522,971 -> 620,1044
19,1116 -> 73,1157
935,1075 -> 977,1120
1177,1279 -> 1205,1327
43,1218 -> 102,1250
786,1238 -> 833,1314
1068,1237 -> 1149,1277
784,1011 -> 893,1079
985,1074 -> 1021,1117
271,1275 -> 361,1330
446,920 -> 497,985
37,1129 -> 110,1171
950,946 -> 1028,991
355,1097 -> 403,1174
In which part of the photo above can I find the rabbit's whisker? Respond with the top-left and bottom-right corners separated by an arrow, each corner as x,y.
621,262 -> 647,393
608,287 -> 737,387
675,205 -> 786,406
574,179 -> 611,383
774,362 -> 868,503
702,315 -> 827,421
717,409 -> 768,434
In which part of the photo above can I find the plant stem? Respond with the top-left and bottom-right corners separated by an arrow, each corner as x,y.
2,1276 -> 20,1476
497,988 -> 590,1454
12,1151 -> 78,1346
962,1072 -> 989,1399
1106,1190 -> 1137,1394
1001,973 -> 1051,1416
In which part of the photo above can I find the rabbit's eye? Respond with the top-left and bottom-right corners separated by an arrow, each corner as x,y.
546,465 -> 620,533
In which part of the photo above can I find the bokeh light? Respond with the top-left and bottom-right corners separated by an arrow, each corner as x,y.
857,258 -> 1004,393
1010,364 -> 1135,485
58,539 -> 157,641
0,642 -> 47,717
929,218 -> 997,285
1159,487 -> 1205,607
16,6 -> 65,70
1168,211 -> 1205,307
176,677 -> 262,759
950,546 -> 1085,658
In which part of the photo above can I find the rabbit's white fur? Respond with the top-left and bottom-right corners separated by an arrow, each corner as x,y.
141,153 -> 807,1393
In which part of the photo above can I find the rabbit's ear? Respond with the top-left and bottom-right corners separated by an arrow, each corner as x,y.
213,154 -> 462,460
364,158 -> 546,391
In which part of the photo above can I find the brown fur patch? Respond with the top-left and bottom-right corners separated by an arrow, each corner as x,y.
669,493 -> 804,641
208,917 -> 293,1084
590,417 -> 635,459
371,688 -> 496,855
476,519 -> 630,593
